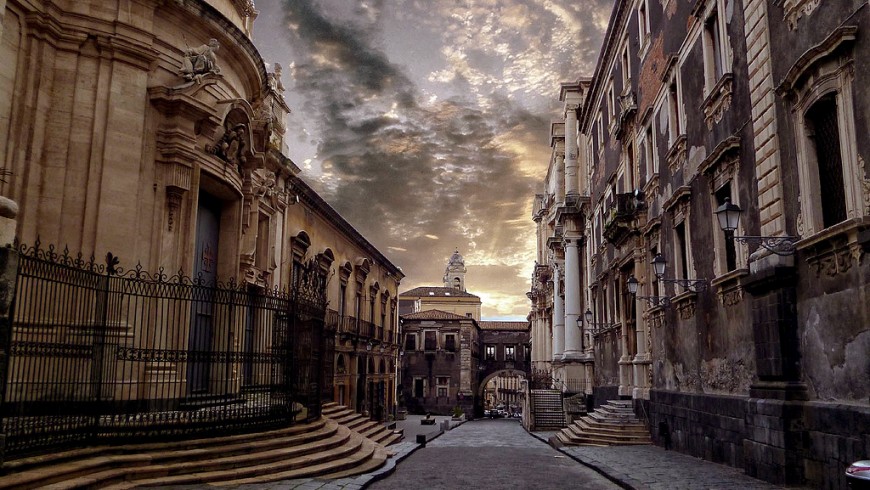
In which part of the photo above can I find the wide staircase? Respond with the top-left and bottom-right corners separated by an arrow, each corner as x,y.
322,402 -> 404,446
0,417 -> 390,489
551,399 -> 652,446
530,389 -> 566,430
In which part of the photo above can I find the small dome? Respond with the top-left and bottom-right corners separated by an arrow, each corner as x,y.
449,249 -> 464,266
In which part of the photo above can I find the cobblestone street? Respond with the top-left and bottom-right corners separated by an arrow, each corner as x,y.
368,419 -> 617,490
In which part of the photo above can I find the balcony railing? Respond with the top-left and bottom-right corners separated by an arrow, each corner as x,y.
603,192 -> 639,244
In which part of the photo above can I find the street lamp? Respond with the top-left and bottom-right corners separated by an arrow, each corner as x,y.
627,275 -> 670,307
583,308 -> 618,333
650,254 -> 707,293
715,197 -> 800,255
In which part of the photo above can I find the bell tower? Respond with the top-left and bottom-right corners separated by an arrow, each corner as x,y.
442,249 -> 467,292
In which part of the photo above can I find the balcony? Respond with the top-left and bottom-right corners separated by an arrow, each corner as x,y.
603,192 -> 640,244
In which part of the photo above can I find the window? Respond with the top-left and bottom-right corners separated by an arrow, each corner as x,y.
436,377 -> 449,398
414,378 -> 424,398
644,124 -> 658,178
485,345 -> 496,361
424,331 -> 437,351
465,312 -> 473,318
338,283 -> 347,317
675,222 -> 689,281
621,46 -> 630,90
806,96 -> 847,228
638,0 -> 650,53
445,334 -> 456,352
702,0 -> 728,93
597,112 -> 604,153
607,81 -> 615,118
505,345 -> 515,361
715,184 -> 737,272
784,32 -> 861,237
667,78 -> 682,146
405,333 -> 416,351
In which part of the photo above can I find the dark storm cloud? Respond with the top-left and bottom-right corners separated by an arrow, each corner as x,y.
278,0 -> 610,317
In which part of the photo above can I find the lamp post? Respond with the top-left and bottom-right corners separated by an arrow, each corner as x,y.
583,308 -> 619,333
715,197 -> 800,255
627,275 -> 671,307
650,254 -> 707,293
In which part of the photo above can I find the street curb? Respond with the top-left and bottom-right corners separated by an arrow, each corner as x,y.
527,430 -> 642,490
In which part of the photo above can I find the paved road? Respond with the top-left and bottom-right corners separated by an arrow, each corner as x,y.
368,419 -> 618,490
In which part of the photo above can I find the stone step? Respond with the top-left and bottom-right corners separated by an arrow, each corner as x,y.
0,420 -> 337,489
556,431 -> 651,447
566,424 -> 650,441
53,426 -> 358,489
321,405 -> 402,447
106,432 -> 379,488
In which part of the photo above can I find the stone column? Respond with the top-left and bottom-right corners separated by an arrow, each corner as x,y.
562,236 -> 583,358
555,153 -> 565,205
552,265 -> 564,361
632,304 -> 651,400
618,281 -> 632,396
564,105 -> 579,197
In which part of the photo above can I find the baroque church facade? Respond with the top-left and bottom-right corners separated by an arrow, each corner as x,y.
0,0 -> 403,457
530,0 -> 870,488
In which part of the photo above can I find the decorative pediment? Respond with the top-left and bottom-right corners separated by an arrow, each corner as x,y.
702,73 -> 734,129
665,134 -> 687,174
699,135 -> 741,190
664,186 -> 692,222
777,26 -> 857,97
776,0 -> 822,30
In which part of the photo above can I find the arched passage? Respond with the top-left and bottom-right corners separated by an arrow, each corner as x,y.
475,369 -> 527,418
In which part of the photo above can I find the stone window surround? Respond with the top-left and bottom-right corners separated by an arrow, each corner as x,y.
638,0 -> 652,60
698,135 -> 749,280
661,55 -> 687,171
692,0 -> 732,98
777,27 -> 865,240
663,186 -> 698,319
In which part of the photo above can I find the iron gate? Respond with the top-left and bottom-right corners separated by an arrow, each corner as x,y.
0,241 -> 327,459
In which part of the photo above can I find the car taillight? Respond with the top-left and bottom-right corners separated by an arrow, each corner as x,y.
847,467 -> 870,474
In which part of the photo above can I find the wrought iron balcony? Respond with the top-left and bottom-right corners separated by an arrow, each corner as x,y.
603,192 -> 640,244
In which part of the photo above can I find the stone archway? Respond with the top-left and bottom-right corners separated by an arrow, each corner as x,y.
475,369 -> 527,418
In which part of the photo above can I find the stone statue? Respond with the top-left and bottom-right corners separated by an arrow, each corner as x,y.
180,38 -> 221,82
210,122 -> 248,173
267,63 -> 285,93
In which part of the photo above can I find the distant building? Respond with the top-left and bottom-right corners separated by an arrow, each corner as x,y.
398,250 -> 482,320
400,252 -> 529,416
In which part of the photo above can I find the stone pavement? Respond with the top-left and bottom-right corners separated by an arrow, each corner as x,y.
533,431 -> 787,490
368,418 -> 618,489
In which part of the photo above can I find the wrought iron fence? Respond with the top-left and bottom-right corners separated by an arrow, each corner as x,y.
0,241 -> 328,459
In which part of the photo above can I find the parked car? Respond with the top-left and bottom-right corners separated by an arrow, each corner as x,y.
847,460 -> 870,489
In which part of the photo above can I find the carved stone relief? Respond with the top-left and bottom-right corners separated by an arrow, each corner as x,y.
180,39 -> 221,83
779,0 -> 822,30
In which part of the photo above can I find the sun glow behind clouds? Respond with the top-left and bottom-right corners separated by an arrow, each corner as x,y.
264,0 -> 610,320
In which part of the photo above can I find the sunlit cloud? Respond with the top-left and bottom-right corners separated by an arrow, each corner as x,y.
268,0 -> 610,319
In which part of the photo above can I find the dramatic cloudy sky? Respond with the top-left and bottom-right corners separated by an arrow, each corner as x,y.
252,0 -> 611,320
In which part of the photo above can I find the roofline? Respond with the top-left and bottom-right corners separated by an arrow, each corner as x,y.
289,174 -> 405,279
580,0 -> 630,133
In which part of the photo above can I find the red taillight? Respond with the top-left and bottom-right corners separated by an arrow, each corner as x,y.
847,467 -> 870,474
